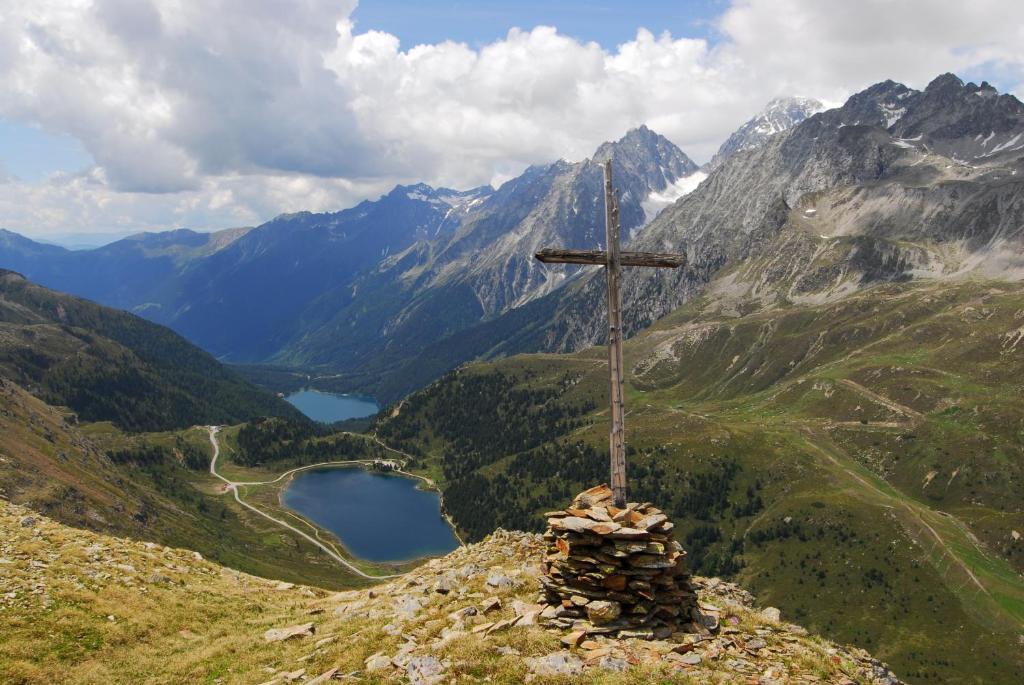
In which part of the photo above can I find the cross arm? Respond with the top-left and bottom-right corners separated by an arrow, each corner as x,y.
535,248 -> 686,268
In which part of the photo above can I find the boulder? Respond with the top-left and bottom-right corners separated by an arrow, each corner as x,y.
263,623 -> 315,642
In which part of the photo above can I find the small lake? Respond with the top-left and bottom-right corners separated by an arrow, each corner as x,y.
282,467 -> 460,562
284,389 -> 379,423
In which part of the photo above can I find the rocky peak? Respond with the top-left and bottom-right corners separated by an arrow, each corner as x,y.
592,125 -> 699,192
707,95 -> 825,170
924,71 -> 965,94
889,74 -> 1024,158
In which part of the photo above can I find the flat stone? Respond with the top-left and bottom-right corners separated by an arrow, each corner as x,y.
573,484 -> 614,508
305,668 -> 339,685
636,513 -> 668,530
678,652 -> 702,666
263,623 -> 315,642
448,606 -> 478,622
586,600 -> 622,625
481,597 -> 502,613
583,647 -> 613,663
406,655 -> 445,685
746,637 -> 768,651
518,610 -> 541,626
606,527 -> 650,540
393,595 -> 425,620
486,572 -> 516,589
527,652 -> 584,677
601,574 -> 628,591
561,629 -> 587,647
551,516 -> 602,534
597,655 -> 629,672
486,617 -> 518,635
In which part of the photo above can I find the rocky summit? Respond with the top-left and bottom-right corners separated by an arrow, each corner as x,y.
539,484 -> 700,639
0,498 -> 903,683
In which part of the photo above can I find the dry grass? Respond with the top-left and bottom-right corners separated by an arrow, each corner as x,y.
0,499 -> 896,684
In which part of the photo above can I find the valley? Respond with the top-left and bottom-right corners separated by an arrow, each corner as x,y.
3,71 -> 1024,683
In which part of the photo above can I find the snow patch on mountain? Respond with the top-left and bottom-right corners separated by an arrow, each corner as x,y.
640,171 -> 708,227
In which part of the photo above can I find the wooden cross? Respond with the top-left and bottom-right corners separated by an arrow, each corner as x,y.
535,160 -> 686,508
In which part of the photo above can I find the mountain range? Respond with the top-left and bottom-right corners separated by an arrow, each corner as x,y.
3,74 -> 1023,407
2,125 -> 701,399
0,269 -> 300,431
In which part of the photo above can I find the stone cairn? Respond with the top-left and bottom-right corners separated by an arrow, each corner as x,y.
538,484 -> 700,640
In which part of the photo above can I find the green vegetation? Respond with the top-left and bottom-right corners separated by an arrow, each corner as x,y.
374,279 -> 1024,684
233,416 -> 391,467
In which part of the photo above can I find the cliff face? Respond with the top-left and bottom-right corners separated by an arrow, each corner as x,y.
0,501 -> 902,684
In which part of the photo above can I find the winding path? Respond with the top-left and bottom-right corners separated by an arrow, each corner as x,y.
206,426 -> 402,580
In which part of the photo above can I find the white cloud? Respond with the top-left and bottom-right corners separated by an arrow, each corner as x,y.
1,0 -> 1023,236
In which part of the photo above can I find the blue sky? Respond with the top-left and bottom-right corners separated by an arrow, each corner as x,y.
0,121 -> 94,183
351,0 -> 726,51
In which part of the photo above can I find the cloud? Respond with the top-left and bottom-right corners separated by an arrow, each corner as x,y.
0,168 -> 392,235
1,0 -> 1022,236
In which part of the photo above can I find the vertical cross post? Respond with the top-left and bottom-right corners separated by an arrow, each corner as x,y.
603,161 -> 628,508
534,164 -> 685,512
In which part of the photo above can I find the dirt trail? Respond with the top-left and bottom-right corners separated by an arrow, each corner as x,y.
837,378 -> 924,421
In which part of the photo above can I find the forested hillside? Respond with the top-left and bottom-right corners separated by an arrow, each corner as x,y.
0,270 -> 302,431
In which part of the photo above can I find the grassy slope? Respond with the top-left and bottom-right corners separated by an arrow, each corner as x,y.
376,278 -> 1024,684
0,499 -> 897,685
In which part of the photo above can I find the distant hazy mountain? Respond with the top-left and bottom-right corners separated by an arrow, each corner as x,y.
705,96 -> 825,171
0,127 -> 698,395
0,226 -> 252,313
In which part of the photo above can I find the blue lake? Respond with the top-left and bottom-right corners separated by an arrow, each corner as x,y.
282,467 -> 461,562
284,389 -> 379,423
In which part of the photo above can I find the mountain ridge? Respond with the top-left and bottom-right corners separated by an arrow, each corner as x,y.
540,72 -> 1024,353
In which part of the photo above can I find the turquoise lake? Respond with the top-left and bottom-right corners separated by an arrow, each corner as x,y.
284,389 -> 379,423
282,467 -> 460,562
